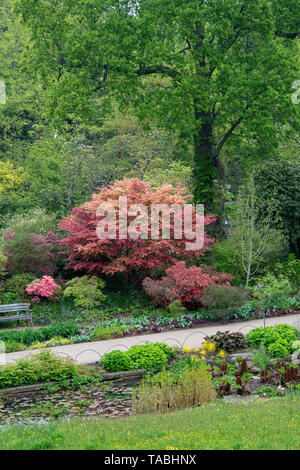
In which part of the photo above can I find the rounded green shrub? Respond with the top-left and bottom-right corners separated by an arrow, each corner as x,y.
102,342 -> 174,372
246,324 -> 297,358
101,350 -> 135,372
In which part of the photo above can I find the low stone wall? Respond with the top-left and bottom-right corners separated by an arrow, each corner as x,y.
0,369 -> 146,396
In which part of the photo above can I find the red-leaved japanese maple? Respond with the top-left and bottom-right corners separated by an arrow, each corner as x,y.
59,178 -> 216,279
143,262 -> 233,309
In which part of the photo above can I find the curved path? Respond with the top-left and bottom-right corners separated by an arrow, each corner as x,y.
2,313 -> 300,365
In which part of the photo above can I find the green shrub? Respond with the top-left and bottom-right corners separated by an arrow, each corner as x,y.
101,350 -> 136,372
127,343 -> 172,372
201,285 -> 248,310
274,255 -> 300,289
102,342 -> 174,372
252,347 -> 271,371
246,324 -> 297,358
268,341 -> 289,358
5,273 -> 36,302
63,276 -> 106,309
168,300 -> 185,316
4,341 -> 25,353
0,351 -> 77,389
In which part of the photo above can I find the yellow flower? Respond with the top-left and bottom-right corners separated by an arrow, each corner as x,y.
218,349 -> 226,358
183,347 -> 191,353
191,354 -> 199,362
202,341 -> 216,353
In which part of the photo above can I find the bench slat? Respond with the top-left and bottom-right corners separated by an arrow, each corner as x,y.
0,314 -> 31,321
0,305 -> 31,313
0,303 -> 32,325
0,304 -> 30,308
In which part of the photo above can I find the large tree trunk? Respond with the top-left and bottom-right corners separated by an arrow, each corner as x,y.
193,106 -> 214,210
193,103 -> 226,237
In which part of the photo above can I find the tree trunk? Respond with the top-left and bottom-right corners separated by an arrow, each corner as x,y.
193,104 -> 226,236
193,106 -> 214,210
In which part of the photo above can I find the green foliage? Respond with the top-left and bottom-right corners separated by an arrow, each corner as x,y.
246,324 -> 298,358
4,273 -> 36,302
255,160 -> 300,256
168,300 -> 185,317
208,242 -> 245,286
292,341 -> 300,353
15,0 -> 300,211
0,321 -> 80,348
27,336 -> 72,350
255,386 -> 278,398
144,160 -> 191,189
102,343 -> 174,373
273,255 -> 300,290
92,325 -> 127,341
0,247 -> 7,277
268,341 -> 289,359
0,396 -> 299,450
249,274 -> 294,313
4,341 -> 25,353
133,363 -> 216,414
252,348 -> 271,371
101,350 -> 136,373
63,276 -> 106,309
201,285 -> 248,310
0,351 -> 77,389
0,209 -> 58,242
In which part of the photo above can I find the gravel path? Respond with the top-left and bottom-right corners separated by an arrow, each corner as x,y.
2,313 -> 300,365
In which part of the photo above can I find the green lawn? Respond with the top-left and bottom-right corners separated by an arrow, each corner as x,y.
0,396 -> 299,450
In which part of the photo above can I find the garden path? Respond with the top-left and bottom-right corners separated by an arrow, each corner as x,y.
3,313 -> 300,365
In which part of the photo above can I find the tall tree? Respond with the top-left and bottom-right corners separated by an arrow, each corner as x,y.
15,0 -> 300,219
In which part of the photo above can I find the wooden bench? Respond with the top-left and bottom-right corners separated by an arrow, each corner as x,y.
0,303 -> 32,326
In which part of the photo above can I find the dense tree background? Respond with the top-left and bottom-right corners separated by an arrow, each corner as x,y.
0,0 -> 299,246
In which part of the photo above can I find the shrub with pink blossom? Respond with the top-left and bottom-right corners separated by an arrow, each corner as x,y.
26,276 -> 61,303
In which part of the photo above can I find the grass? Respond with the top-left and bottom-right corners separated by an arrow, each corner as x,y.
0,396 -> 299,450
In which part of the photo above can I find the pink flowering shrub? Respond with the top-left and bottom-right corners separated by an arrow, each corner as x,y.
143,262 -> 233,309
26,276 -> 61,303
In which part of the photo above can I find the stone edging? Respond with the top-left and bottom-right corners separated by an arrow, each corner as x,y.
0,369 -> 146,396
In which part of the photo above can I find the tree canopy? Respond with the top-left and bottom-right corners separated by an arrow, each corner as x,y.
15,0 -> 300,219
